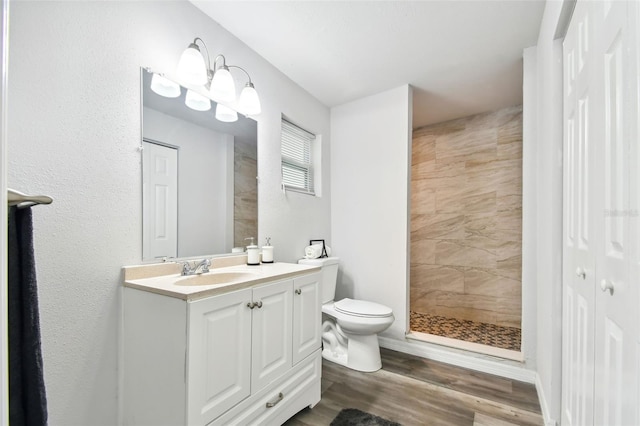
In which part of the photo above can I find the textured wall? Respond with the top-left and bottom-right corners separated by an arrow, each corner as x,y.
7,1 -> 330,424
331,86 -> 412,340
410,106 -> 523,328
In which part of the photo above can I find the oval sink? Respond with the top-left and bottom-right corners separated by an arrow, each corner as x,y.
175,272 -> 256,286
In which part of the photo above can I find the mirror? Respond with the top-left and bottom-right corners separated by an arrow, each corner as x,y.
141,68 -> 258,261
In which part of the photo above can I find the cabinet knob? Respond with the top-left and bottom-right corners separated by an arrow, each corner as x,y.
295,288 -> 302,295
247,302 -> 255,309
266,392 -> 284,408
600,279 -> 615,295
255,300 -> 263,308
576,267 -> 586,279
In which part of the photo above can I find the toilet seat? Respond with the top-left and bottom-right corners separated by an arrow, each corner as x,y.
334,298 -> 393,318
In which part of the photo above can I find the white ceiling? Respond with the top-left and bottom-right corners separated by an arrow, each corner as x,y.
191,1 -> 545,129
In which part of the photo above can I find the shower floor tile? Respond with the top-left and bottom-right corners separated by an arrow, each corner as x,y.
410,311 -> 521,351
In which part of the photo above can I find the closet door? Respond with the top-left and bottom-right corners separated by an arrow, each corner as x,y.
562,2 -> 596,424
593,1 -> 638,424
633,2 -> 640,425
563,1 -> 639,425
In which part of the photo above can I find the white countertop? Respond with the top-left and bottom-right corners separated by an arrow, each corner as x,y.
123,262 -> 320,301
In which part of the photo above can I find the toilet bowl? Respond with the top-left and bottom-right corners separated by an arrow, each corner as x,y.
298,257 -> 394,372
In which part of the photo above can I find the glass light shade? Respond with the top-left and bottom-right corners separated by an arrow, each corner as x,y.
176,44 -> 208,86
150,73 -> 181,98
185,89 -> 211,112
215,103 -> 238,123
210,67 -> 236,103
238,83 -> 261,115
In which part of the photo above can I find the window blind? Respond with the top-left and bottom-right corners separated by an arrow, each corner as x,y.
281,118 -> 315,194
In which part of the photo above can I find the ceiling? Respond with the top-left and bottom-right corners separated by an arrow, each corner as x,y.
191,1 -> 545,129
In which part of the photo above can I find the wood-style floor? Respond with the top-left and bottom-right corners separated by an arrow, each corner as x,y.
285,348 -> 543,426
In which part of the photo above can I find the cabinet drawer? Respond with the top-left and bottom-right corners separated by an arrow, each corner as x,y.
209,350 -> 321,426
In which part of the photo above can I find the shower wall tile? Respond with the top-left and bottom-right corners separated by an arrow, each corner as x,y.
413,289 -> 522,327
463,268 -> 521,298
497,194 -> 522,212
410,180 -> 436,214
410,238 -> 437,264
411,214 -> 465,240
411,264 -> 465,293
435,240 -> 496,269
410,105 -> 523,329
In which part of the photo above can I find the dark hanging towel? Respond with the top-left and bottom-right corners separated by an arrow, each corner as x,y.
8,206 -> 48,426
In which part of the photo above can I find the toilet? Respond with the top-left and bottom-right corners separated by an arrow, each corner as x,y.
298,257 -> 394,372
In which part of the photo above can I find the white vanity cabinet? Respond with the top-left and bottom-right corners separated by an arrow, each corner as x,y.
187,287 -> 253,425
122,269 -> 321,426
292,273 -> 322,364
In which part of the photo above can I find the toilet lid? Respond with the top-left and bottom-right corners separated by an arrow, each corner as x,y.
334,298 -> 393,318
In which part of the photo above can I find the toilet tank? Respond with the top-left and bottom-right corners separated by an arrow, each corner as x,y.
298,257 -> 339,304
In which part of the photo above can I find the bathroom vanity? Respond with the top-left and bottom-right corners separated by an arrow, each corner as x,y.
121,259 -> 322,426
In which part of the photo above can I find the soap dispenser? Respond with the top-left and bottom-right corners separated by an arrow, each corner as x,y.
261,237 -> 274,264
245,237 -> 260,266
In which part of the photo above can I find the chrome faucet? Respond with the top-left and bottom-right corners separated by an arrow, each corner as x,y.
181,258 -> 211,276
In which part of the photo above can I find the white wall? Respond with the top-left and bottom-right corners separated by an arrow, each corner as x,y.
143,107 -> 233,257
530,1 -> 565,423
330,85 -> 412,339
7,1 -> 330,424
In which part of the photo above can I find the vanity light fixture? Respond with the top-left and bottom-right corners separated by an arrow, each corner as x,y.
209,56 -> 236,103
176,40 -> 208,86
215,103 -> 238,123
176,37 -> 262,116
185,89 -> 211,112
238,82 -> 261,116
150,73 -> 181,98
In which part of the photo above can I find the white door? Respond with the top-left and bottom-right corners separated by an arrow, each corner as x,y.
563,1 -> 640,425
562,2 -> 596,424
593,1 -> 637,424
632,2 -> 640,425
292,272 -> 321,365
142,141 -> 178,260
187,288 -> 252,426
251,279 -> 293,392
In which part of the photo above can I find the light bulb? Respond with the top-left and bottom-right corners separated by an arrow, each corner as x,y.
150,73 -> 181,98
185,89 -> 211,112
238,82 -> 261,115
210,67 -> 236,103
215,103 -> 238,123
176,43 -> 207,86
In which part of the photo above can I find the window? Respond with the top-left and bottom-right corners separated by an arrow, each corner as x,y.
281,118 -> 315,195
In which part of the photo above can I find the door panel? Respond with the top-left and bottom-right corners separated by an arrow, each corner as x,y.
562,3 -> 595,424
187,288 -> 252,425
292,273 -> 321,364
251,280 -> 293,392
564,1 -> 638,425
593,1 -> 637,424
142,141 -> 178,260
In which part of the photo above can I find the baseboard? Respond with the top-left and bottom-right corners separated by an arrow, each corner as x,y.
535,373 -> 558,426
378,336 -> 537,384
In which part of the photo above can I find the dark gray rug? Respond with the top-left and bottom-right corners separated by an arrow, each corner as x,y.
330,408 -> 401,426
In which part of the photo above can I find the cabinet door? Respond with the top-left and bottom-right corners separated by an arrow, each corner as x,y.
593,1 -> 638,424
251,279 -> 293,392
562,4 -> 596,424
187,288 -> 252,426
292,272 -> 321,364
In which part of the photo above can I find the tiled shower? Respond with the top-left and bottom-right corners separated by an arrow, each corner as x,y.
410,106 -> 523,351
